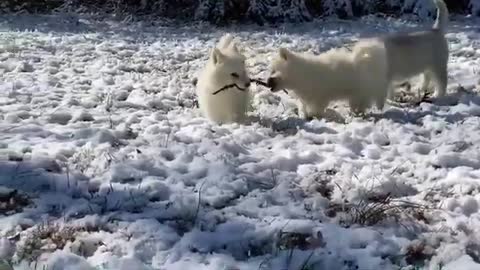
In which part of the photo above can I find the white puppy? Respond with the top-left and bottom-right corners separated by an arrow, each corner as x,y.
267,41 -> 388,119
382,0 -> 449,100
196,34 -> 251,124
267,0 -> 449,118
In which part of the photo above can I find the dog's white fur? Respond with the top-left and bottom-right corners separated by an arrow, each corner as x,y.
267,0 -> 449,118
267,40 -> 389,118
196,34 -> 251,124
382,0 -> 449,100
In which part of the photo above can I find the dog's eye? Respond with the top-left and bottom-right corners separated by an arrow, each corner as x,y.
231,73 -> 239,78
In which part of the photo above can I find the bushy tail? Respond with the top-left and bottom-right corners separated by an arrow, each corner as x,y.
432,0 -> 449,31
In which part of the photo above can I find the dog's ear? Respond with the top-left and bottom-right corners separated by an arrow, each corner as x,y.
230,42 -> 240,54
218,33 -> 234,49
211,48 -> 224,65
279,47 -> 290,60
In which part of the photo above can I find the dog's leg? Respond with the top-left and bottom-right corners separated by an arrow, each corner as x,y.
432,66 -> 448,98
386,84 -> 395,101
298,100 -> 317,120
375,83 -> 389,111
420,72 -> 432,96
349,99 -> 360,115
349,97 -> 369,116
375,95 -> 386,111
306,101 -> 328,120
297,100 -> 309,119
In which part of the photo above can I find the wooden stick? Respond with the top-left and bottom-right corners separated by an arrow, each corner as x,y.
209,78 -> 288,95
251,78 -> 288,94
212,84 -> 245,95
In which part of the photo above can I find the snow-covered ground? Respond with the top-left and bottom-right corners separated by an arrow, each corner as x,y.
1,13 -> 480,270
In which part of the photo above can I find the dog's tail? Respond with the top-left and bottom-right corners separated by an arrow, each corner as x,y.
432,0 -> 448,31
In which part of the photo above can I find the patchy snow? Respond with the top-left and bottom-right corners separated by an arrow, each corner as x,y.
1,13 -> 480,270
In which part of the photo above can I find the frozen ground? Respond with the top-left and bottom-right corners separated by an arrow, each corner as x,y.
1,13 -> 480,270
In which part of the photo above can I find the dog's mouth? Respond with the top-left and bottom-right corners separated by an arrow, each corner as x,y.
212,84 -> 247,95
269,86 -> 288,94
268,83 -> 288,94
266,77 -> 276,91
270,87 -> 281,92
251,78 -> 288,94
266,77 -> 288,94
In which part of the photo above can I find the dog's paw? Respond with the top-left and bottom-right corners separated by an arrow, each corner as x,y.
323,109 -> 346,124
304,115 -> 314,121
350,109 -> 368,118
414,90 -> 434,106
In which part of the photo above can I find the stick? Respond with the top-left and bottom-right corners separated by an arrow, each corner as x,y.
212,84 -> 246,95
209,78 -> 288,96
251,79 -> 288,94
250,78 -> 269,87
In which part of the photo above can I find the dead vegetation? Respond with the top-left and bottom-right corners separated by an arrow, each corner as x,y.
300,171 -> 432,228
337,192 -> 430,227
258,228 -> 325,270
0,189 -> 31,215
276,231 -> 325,251
404,240 -> 435,266
16,223 -> 77,262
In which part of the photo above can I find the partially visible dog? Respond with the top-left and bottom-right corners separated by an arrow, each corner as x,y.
266,0 -> 449,119
267,40 -> 389,119
196,34 -> 251,124
382,0 -> 449,100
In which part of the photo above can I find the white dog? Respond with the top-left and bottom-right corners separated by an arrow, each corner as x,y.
196,34 -> 251,124
267,41 -> 389,119
267,0 -> 449,118
381,0 -> 449,100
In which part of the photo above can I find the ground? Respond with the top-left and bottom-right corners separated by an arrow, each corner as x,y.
0,12 -> 480,270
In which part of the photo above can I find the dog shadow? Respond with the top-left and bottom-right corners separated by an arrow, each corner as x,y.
371,88 -> 480,124
252,88 -> 480,134
273,117 -> 339,135
251,108 -> 344,135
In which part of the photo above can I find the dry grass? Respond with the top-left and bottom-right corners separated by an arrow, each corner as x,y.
0,189 -> 31,215
16,222 -> 77,262
335,193 -> 430,227
257,228 -> 325,270
404,240 -> 435,266
276,231 -> 325,251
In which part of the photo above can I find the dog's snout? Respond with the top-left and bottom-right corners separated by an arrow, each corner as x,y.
267,77 -> 273,86
267,77 -> 276,89
245,81 -> 251,88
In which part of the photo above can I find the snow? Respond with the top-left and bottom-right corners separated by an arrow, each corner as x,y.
0,12 -> 480,270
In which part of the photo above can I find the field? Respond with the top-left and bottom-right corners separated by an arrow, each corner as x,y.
1,13 -> 480,270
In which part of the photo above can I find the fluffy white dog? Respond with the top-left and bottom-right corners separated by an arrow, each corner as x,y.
267,0 -> 449,118
267,41 -> 389,119
196,34 -> 251,124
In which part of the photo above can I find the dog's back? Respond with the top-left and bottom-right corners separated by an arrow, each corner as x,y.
380,0 -> 449,98
383,29 -> 448,81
